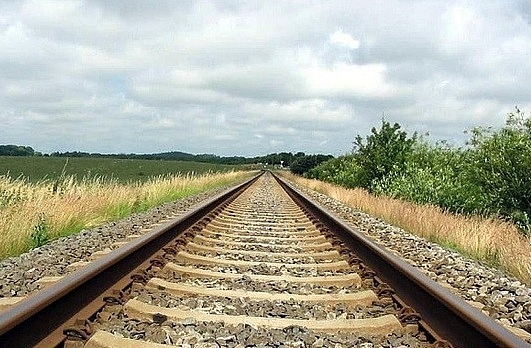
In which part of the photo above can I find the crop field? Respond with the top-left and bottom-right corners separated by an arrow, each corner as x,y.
0,156 -> 243,183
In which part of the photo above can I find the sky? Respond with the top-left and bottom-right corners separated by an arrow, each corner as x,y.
1,0 -> 531,157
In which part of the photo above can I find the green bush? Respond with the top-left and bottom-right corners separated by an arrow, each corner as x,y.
353,120 -> 417,190
308,120 -> 417,190
468,108 -> 531,231
290,154 -> 334,175
307,155 -> 365,188
373,142 -> 488,213
306,110 -> 531,233
30,213 -> 50,248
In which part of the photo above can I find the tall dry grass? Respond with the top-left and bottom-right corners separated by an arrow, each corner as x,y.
0,171 -> 253,259
282,173 -> 531,285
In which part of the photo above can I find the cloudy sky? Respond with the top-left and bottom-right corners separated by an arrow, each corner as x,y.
1,1 -> 531,156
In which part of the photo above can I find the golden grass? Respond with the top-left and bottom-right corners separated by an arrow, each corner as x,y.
0,171 -> 254,259
281,172 -> 531,285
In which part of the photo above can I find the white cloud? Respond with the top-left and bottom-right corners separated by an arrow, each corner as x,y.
329,30 -> 360,49
303,62 -> 394,98
243,99 -> 353,125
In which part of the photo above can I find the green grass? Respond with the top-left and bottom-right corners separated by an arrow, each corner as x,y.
0,156 -> 244,183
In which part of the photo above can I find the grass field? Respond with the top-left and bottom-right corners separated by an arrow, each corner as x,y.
0,156 -> 255,259
0,156 -> 244,183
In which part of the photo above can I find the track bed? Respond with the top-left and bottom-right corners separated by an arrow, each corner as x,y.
0,172 -> 527,347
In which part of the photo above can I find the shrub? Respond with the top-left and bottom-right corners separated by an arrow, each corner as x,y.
30,213 -> 50,248
307,155 -> 365,188
353,120 -> 417,190
307,110 -> 531,233
373,142 -> 488,213
290,154 -> 333,175
468,108 -> 531,232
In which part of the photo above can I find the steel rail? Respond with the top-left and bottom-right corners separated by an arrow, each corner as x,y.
0,172 -> 262,347
273,172 -> 528,348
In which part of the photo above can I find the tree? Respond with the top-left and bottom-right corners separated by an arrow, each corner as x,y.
0,145 -> 36,156
353,120 -> 416,190
290,154 -> 334,175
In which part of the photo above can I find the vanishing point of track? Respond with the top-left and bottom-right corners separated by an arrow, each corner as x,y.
0,172 -> 527,347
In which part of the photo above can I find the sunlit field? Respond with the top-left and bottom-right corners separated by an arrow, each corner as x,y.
283,172 -> 531,285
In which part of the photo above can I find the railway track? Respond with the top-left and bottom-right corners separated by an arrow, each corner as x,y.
0,171 -> 528,347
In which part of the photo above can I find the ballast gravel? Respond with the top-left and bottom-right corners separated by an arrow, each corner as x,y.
94,317 -> 426,348
133,290 -> 396,320
186,250 -> 323,264
174,262 -> 353,277
162,273 -> 362,295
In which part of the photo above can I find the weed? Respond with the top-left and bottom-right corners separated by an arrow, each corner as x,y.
31,213 -> 50,248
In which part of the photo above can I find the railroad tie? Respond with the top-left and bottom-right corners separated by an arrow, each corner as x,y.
124,298 -> 403,335
146,277 -> 377,305
163,262 -> 362,287
174,250 -> 349,270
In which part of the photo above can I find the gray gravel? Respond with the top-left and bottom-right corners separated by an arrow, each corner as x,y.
94,317 -> 427,348
185,250 -> 332,264
162,273 -> 363,295
173,262 -> 353,277
193,241 -> 334,253
133,290 -> 396,320
195,234 -> 324,246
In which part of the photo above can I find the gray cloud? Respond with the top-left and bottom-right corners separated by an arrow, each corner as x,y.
1,0 -> 531,156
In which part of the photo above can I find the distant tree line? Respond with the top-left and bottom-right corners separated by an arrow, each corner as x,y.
47,150 -> 330,167
1,146 -> 333,171
290,154 -> 334,175
0,145 -> 42,157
